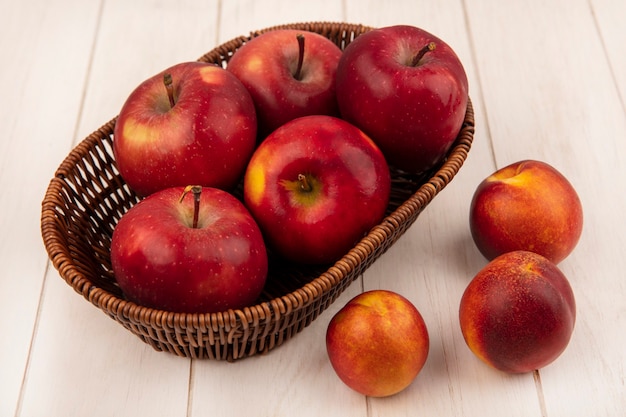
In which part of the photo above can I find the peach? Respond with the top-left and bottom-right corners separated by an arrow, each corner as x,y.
459,250 -> 576,373
469,160 -> 583,264
326,290 -> 429,397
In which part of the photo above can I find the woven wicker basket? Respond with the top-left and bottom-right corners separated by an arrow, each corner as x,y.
41,22 -> 475,361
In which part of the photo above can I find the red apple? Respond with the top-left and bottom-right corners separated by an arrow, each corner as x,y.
326,290 -> 429,397
336,25 -> 469,174
113,61 -> 257,196
243,115 -> 391,265
469,160 -> 583,264
110,185 -> 268,313
227,29 -> 342,137
459,250 -> 576,373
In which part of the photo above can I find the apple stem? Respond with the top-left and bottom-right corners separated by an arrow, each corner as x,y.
294,34 -> 305,81
297,174 -> 312,192
411,42 -> 436,67
164,72 -> 176,108
179,185 -> 202,228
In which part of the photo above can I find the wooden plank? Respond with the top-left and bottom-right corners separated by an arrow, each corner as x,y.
187,2 -> 372,417
18,1 -> 220,416
591,0 -> 626,108
189,284 -> 366,417
18,271 -> 191,416
465,0 -> 626,416
217,0 -> 346,42
75,0 -> 222,139
10,1 -> 624,416
0,1 -> 101,416
344,0 -> 544,415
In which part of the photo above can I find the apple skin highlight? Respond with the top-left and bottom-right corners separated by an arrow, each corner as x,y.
243,115 -> 391,265
110,186 -> 268,313
336,25 -> 469,174
113,62 -> 257,197
227,29 -> 342,137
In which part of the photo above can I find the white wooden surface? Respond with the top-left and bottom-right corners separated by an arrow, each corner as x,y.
1,0 -> 625,416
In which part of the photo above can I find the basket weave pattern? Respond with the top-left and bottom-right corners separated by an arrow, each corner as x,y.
41,22 -> 475,360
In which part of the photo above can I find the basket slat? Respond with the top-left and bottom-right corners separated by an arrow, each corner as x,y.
41,22 -> 475,361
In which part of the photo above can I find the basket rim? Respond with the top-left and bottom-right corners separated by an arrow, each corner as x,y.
41,98 -> 474,327
40,20 -> 475,350
196,21 -> 375,60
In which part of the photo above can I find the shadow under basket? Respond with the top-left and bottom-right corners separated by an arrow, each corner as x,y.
40,22 -> 475,361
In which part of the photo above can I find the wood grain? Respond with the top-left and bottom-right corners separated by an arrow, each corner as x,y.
0,1 -> 101,415
2,0 -> 624,416
466,0 -> 626,415
17,1 -> 219,416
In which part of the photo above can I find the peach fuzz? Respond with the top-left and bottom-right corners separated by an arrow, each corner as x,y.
459,250 -> 576,373
469,160 -> 583,264
326,290 -> 429,397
